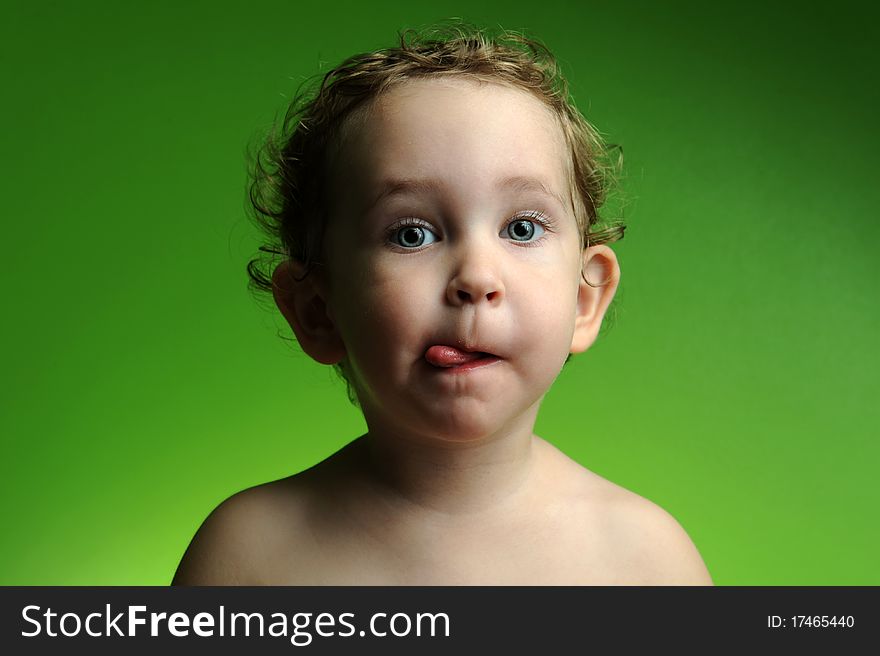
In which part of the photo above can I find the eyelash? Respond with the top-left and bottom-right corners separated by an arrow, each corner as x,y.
385,211 -> 554,250
385,217 -> 435,251
509,210 -> 552,248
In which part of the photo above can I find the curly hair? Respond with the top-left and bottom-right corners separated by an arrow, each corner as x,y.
247,20 -> 624,284
245,20 -> 625,401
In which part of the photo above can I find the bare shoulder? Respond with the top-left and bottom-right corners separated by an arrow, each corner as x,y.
607,489 -> 713,585
537,440 -> 713,585
588,476 -> 714,586
171,478 -> 309,586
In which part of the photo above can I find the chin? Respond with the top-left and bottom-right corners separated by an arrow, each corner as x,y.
414,405 -> 525,445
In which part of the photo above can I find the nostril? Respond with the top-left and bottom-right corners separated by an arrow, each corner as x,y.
457,290 -> 471,302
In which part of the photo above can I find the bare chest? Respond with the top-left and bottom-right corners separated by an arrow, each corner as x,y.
252,515 -> 648,586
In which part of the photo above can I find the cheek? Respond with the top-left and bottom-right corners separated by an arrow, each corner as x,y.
331,260 -> 434,354
510,270 -> 581,354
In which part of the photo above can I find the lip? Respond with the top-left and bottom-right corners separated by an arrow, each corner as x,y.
442,353 -> 502,372
424,343 -> 503,372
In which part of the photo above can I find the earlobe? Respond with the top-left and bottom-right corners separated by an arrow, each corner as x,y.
570,245 -> 621,354
272,260 -> 346,365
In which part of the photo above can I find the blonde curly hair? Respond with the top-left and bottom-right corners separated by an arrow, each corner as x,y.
247,20 -> 624,293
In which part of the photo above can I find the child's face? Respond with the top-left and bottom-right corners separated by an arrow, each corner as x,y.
314,78 -> 596,441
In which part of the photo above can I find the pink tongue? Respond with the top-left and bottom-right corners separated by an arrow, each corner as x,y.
425,345 -> 484,368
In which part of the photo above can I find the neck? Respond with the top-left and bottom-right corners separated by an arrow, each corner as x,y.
354,404 -> 542,518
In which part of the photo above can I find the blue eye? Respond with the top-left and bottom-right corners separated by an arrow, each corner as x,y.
392,223 -> 438,248
503,218 -> 545,242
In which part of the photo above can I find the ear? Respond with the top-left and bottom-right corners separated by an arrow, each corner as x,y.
570,245 -> 621,354
272,260 -> 346,365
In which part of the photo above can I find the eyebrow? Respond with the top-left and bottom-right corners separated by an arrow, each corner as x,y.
363,175 -> 570,214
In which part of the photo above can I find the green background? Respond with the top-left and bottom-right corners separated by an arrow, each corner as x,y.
2,0 -> 877,585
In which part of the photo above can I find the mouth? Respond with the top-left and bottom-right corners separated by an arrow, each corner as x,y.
424,345 -> 501,371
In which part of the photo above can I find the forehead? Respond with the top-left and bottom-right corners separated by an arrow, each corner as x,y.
330,77 -> 572,216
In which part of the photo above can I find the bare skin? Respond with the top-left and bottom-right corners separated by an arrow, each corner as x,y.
172,434 -> 713,585
174,78 -> 714,586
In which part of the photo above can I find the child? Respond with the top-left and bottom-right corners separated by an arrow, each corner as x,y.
173,23 -> 712,585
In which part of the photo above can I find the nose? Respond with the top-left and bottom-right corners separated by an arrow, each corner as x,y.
445,245 -> 505,306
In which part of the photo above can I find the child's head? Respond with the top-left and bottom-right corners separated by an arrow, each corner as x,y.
248,22 -> 625,425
